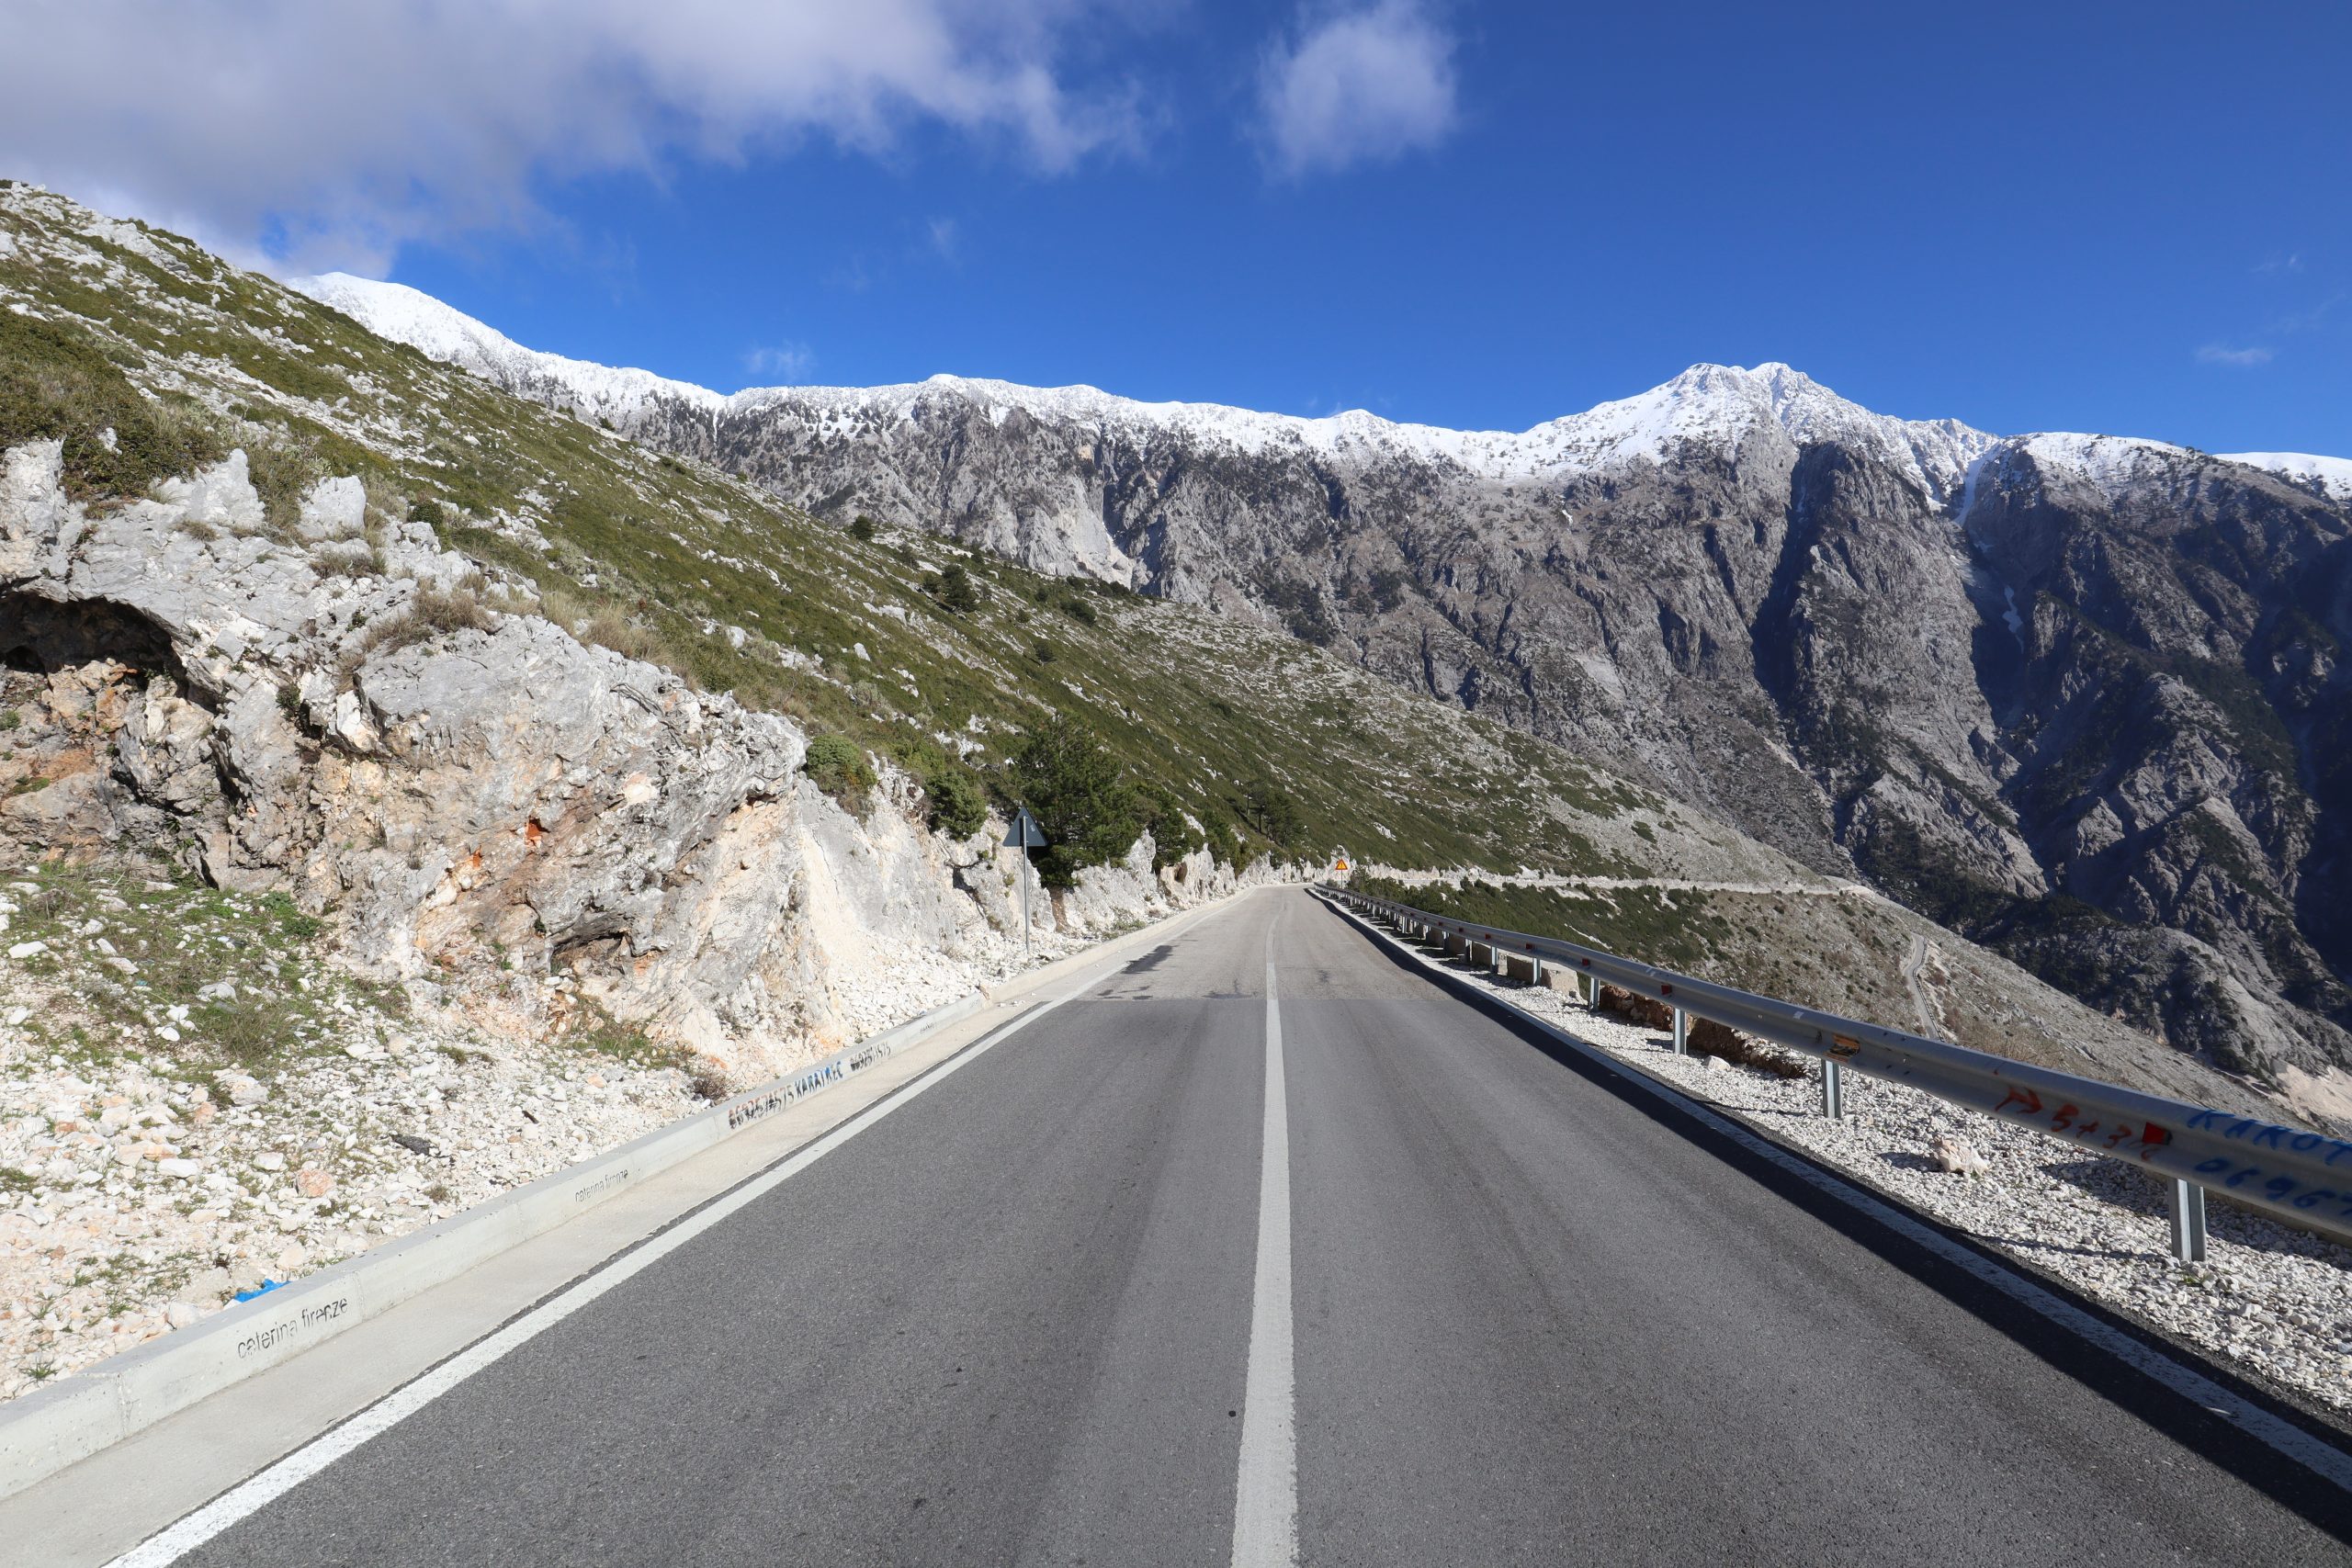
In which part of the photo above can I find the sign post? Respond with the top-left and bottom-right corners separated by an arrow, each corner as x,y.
1002,806 -> 1047,953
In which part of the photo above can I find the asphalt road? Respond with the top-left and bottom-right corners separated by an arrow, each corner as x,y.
152,889 -> 2348,1565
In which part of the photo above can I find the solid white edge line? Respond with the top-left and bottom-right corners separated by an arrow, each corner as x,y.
1329,897 -> 2352,1495
105,989 -> 1088,1568
1229,947 -> 1298,1567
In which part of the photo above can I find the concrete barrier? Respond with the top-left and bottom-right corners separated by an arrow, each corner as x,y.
0,988 -> 988,1499
1498,953 -> 1540,985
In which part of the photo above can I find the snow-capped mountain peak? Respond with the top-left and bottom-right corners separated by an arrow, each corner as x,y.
1514,360 -> 1996,501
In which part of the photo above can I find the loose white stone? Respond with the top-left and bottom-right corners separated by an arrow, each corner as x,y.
1929,1134 -> 1989,1177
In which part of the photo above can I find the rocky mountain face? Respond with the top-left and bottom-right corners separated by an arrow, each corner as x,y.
301,273 -> 2352,1104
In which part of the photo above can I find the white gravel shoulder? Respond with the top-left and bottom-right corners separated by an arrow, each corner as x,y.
1441,953 -> 2352,1416
0,867 -> 1246,1404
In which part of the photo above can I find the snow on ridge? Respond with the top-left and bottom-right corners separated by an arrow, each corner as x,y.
737,373 -> 1528,468
2219,451 -> 2352,502
2015,431 -> 2195,489
1961,434 -> 2352,515
736,362 -> 1997,497
292,273 -> 725,417
289,272 -> 2002,487
294,274 -> 2352,512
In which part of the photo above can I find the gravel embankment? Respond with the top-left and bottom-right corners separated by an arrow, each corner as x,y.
0,867 -> 1116,1403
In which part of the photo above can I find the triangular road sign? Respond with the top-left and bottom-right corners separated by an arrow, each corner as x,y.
1003,806 -> 1047,849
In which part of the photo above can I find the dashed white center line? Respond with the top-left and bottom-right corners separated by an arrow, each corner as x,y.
1229,946 -> 1298,1567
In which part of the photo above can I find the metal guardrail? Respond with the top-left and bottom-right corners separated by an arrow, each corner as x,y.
1322,886 -> 2352,1262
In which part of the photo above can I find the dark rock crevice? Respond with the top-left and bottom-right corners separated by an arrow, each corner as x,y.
0,592 -> 193,702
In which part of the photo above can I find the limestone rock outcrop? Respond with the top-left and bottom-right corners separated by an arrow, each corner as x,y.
0,440 -> 1220,1080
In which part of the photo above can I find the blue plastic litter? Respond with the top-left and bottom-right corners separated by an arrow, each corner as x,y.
232,1280 -> 284,1303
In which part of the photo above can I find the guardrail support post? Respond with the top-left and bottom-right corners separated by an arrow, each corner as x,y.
1820,1059 -> 1844,1120
2169,1179 -> 2207,1264
1671,1009 -> 1689,1056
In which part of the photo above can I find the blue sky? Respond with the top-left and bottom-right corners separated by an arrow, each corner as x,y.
8,2 -> 2347,451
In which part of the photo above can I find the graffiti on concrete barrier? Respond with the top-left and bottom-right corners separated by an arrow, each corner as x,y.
572,1167 -> 628,1204
236,1293 -> 351,1359
724,1039 -> 899,1131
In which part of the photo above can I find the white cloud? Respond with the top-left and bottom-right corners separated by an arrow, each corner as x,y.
743,341 -> 818,380
2197,343 -> 2275,367
927,216 -> 961,261
0,1 -> 1143,275
1256,2 -> 1459,179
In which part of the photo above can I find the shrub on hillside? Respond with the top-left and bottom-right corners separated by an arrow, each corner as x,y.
935,561 -> 981,613
924,767 -> 988,839
802,734 -> 875,814
580,604 -> 683,671
1240,777 -> 1306,849
1200,811 -> 1243,871
1010,715 -> 1143,890
410,580 -> 496,637
1134,781 -> 1204,870
337,581 -> 495,677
